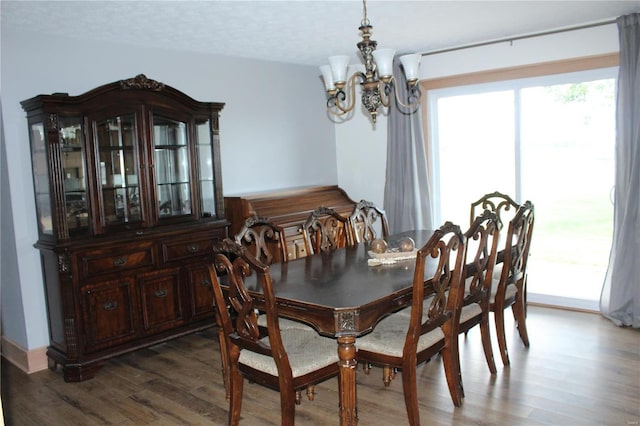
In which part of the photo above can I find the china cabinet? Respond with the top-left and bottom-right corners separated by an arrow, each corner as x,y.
22,75 -> 228,381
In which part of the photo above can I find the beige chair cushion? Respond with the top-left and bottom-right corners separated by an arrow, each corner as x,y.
398,297 -> 481,325
460,302 -> 482,323
490,265 -> 518,303
492,263 -> 504,281
356,313 -> 445,357
239,328 -> 338,377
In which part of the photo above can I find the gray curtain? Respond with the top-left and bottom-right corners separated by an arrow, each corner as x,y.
383,56 -> 433,234
600,13 -> 640,328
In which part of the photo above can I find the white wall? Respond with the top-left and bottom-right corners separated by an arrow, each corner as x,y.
0,28 -> 336,352
335,105 -> 388,207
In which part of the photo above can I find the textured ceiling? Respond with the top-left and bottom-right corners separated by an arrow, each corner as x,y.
3,1 -> 639,67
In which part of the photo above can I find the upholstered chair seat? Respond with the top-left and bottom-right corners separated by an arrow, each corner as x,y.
240,328 -> 338,377
357,314 -> 445,357
459,302 -> 483,324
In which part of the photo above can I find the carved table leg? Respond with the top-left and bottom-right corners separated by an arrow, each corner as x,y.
337,335 -> 358,426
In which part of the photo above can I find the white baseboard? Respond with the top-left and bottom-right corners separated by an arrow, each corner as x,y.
1,336 -> 48,374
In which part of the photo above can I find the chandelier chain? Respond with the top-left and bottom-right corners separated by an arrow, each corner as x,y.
361,0 -> 370,27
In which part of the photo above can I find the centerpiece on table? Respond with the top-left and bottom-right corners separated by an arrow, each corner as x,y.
368,236 -> 417,266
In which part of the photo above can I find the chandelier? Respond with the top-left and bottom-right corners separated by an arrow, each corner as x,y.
320,0 -> 422,124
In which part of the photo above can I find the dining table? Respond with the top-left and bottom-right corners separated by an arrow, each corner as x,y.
241,229 -> 435,426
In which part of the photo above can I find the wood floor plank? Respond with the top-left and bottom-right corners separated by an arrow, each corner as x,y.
2,306 -> 639,425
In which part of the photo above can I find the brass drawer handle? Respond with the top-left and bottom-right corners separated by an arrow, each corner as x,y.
113,257 -> 127,266
186,244 -> 200,253
155,289 -> 168,298
201,278 -> 212,288
103,301 -> 118,311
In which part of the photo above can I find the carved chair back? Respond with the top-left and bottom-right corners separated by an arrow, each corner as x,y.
348,200 -> 390,243
496,201 -> 535,295
470,191 -> 520,231
407,222 -> 466,353
302,206 -> 354,255
464,210 -> 500,307
235,215 -> 288,265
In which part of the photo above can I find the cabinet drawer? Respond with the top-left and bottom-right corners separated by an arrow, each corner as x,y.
80,244 -> 156,277
283,226 -> 308,259
161,237 -> 216,263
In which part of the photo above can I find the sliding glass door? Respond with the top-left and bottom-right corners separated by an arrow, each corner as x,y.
428,67 -> 617,310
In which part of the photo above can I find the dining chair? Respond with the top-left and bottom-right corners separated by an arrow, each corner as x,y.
356,222 -> 467,424
235,215 -> 288,265
208,239 -> 340,426
348,199 -> 390,243
235,215 -> 312,331
391,212 -> 500,387
490,201 -> 535,366
302,206 -> 354,254
459,210 -> 500,378
469,191 -> 520,231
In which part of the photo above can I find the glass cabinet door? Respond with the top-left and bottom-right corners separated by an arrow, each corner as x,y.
95,115 -> 142,226
153,116 -> 191,218
196,119 -> 216,218
29,122 -> 53,236
59,117 -> 89,236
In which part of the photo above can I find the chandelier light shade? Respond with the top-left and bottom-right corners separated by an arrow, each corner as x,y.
320,0 -> 423,123
328,55 -> 350,84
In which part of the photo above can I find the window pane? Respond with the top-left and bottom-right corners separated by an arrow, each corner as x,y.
435,90 -> 515,226
521,79 -> 615,305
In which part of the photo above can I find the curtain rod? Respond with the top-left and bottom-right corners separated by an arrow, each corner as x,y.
420,18 -> 617,57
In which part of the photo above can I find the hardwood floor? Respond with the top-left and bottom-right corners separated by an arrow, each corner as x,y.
2,306 -> 639,425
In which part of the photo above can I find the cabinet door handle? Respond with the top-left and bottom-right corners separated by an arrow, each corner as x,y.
186,244 -> 200,253
201,278 -> 212,288
154,289 -> 168,298
103,301 -> 118,311
113,257 -> 127,266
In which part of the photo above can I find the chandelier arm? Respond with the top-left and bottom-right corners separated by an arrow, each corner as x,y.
380,82 -> 391,108
333,72 -> 362,114
392,81 -> 422,110
328,108 -> 350,118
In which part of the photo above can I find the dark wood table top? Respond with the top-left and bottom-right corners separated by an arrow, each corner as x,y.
244,229 -> 435,337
